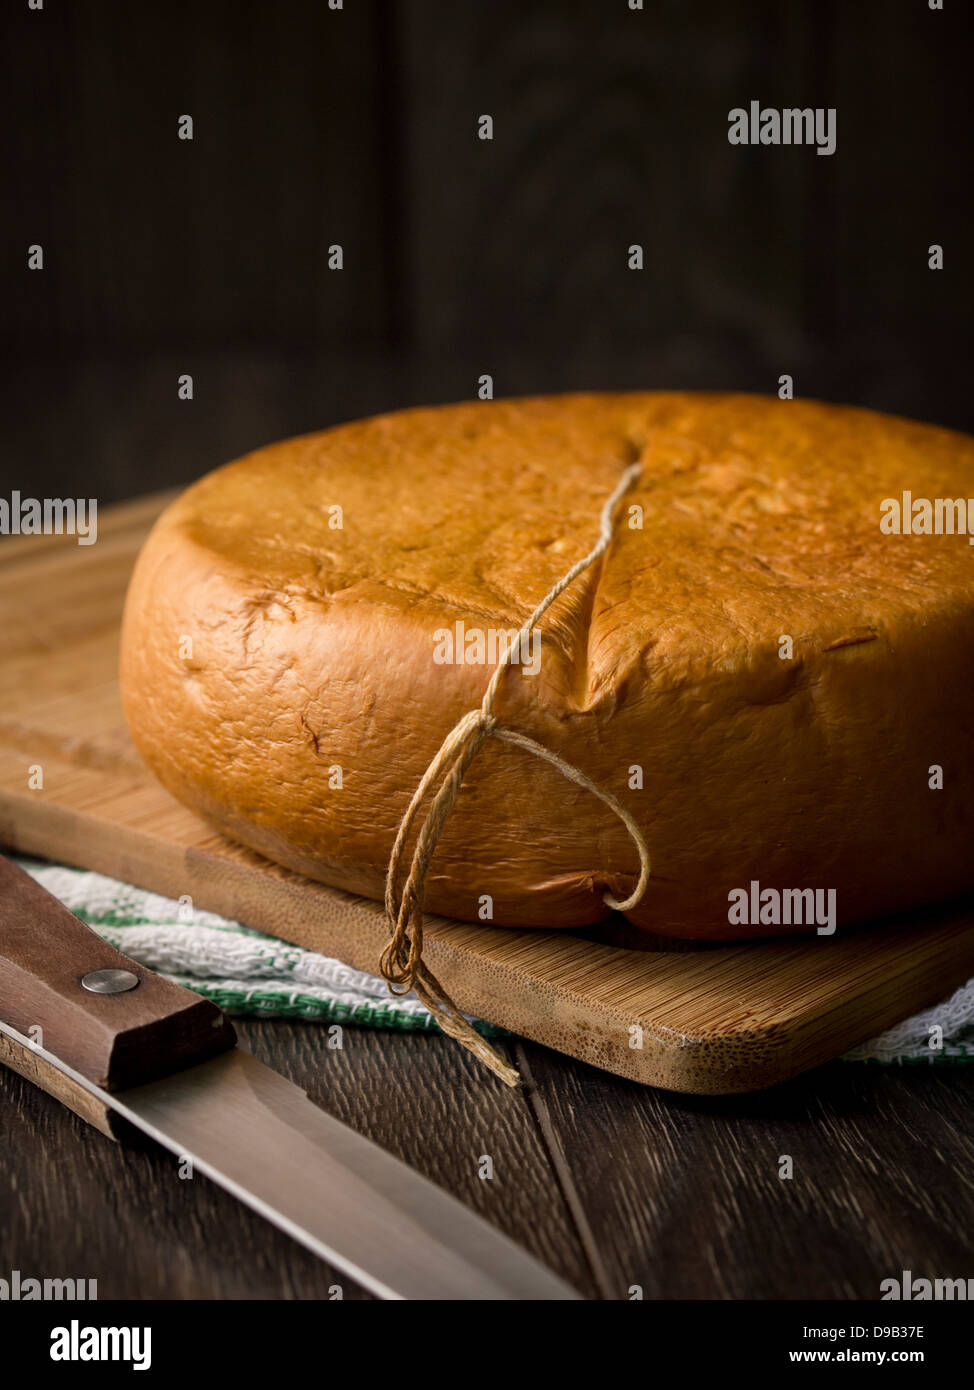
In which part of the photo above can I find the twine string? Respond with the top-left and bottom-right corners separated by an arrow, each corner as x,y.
380,461 -> 650,1087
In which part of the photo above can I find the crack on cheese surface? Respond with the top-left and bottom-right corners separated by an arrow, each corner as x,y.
120,392 -> 974,940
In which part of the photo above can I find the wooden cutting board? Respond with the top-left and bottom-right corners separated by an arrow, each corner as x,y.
2,492 -> 974,1094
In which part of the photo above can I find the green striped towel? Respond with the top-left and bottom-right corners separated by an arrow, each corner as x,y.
18,858 -> 446,1033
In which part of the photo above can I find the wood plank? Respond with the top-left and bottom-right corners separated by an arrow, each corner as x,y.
0,1017 -> 594,1300
2,494 -> 974,1094
6,741 -> 974,1094
1,0 -> 391,357
520,1040 -> 974,1299
398,1 -> 809,374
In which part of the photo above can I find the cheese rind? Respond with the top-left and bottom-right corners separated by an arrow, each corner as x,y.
119,392 -> 974,939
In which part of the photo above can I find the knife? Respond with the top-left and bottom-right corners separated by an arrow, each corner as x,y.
0,855 -> 581,1300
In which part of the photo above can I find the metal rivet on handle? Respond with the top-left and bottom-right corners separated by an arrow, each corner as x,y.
81,968 -> 140,995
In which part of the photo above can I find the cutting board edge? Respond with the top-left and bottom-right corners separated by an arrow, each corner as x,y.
4,785 -> 974,1094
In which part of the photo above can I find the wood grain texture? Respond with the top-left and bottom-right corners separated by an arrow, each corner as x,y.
519,1041 -> 974,1300
1,1 -> 972,521
398,0 -> 814,365
4,1013 -> 973,1300
0,1018 -> 596,1300
0,1024 -> 366,1300
2,495 -> 974,1093
1,0 -> 392,359
0,855 -> 235,1089
0,1029 -> 124,1141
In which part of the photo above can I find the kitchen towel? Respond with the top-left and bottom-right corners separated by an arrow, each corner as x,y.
18,858 -> 974,1065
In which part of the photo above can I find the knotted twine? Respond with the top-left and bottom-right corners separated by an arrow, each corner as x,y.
380,462 -> 651,1086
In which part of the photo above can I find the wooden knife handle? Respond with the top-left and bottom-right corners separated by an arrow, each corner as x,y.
0,1027 -> 132,1140
0,856 -> 236,1102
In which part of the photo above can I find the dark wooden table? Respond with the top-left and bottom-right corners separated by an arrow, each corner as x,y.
3,1019 -> 972,1300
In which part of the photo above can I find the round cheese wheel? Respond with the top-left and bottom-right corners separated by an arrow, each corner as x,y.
120,392 -> 974,940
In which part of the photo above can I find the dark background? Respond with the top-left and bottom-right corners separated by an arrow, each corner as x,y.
1,0 -> 971,506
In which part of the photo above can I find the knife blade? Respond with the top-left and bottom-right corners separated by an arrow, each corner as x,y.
0,856 -> 581,1300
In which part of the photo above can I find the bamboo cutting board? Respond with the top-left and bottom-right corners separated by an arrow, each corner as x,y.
2,492 -> 974,1094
